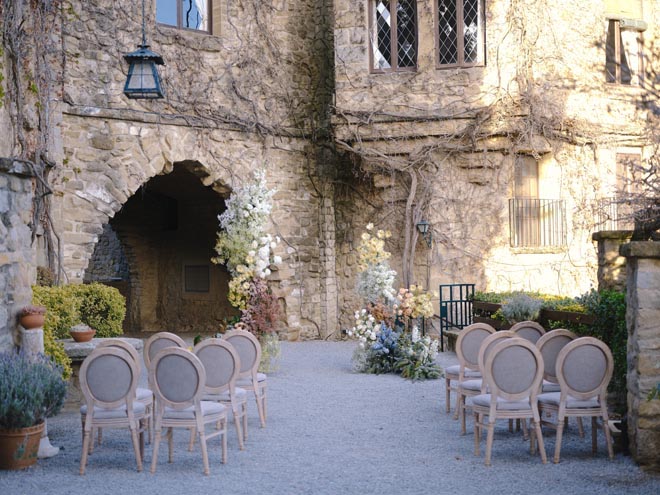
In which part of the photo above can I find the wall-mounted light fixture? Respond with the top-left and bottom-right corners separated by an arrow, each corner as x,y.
123,0 -> 165,99
416,219 -> 432,248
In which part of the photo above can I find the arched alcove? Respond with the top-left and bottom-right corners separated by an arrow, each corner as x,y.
85,161 -> 237,333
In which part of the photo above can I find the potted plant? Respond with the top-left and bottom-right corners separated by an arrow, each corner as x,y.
69,323 -> 96,343
0,352 -> 67,469
18,305 -> 47,330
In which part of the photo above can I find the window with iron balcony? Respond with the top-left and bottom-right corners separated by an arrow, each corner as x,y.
436,0 -> 485,68
369,0 -> 418,72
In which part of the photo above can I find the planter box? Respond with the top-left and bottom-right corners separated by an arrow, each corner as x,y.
473,316 -> 510,330
472,301 -> 595,328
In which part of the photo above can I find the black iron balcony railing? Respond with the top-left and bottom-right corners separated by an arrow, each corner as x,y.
594,198 -> 635,231
509,198 -> 566,248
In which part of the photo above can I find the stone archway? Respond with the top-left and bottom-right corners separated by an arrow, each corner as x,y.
85,161 -> 238,333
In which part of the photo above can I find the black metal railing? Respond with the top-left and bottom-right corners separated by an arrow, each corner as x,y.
509,198 -> 566,247
594,198 -> 634,231
438,283 -> 474,352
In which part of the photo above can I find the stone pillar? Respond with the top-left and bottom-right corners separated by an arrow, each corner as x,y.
0,158 -> 37,353
592,230 -> 633,291
621,241 -> 660,472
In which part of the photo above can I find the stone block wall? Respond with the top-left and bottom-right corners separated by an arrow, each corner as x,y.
0,159 -> 37,353
592,231 -> 633,291
622,241 -> 660,472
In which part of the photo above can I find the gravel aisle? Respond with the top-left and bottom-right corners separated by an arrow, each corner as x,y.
0,341 -> 658,495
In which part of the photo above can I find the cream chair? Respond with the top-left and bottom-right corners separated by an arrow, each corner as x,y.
95,338 -> 154,444
537,337 -> 614,463
143,332 -> 186,370
472,338 -> 547,466
448,323 -> 495,419
79,346 -> 146,474
457,330 -> 515,435
224,329 -> 268,428
509,321 -> 546,344
191,338 -> 248,450
149,347 -> 228,475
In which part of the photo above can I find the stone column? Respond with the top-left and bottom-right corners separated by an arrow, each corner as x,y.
621,241 -> 660,472
592,230 -> 633,291
19,325 -> 60,458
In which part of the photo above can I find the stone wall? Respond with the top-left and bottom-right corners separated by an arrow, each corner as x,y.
592,231 -> 634,291
622,241 -> 660,472
0,159 -> 37,353
330,0 -> 657,305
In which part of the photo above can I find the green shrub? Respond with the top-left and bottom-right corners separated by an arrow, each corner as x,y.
33,283 -> 125,339
43,329 -> 72,379
576,289 -> 627,413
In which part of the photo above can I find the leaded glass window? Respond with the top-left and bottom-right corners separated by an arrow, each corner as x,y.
371,1 -> 418,72
437,0 -> 484,67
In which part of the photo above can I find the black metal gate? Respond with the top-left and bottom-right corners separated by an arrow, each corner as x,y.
438,283 -> 475,351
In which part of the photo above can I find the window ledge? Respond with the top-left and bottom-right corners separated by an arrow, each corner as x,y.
510,246 -> 567,255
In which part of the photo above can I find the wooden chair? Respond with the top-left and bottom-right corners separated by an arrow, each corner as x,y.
79,346 -> 146,474
472,338 -> 547,466
143,332 -> 186,370
149,347 -> 228,475
538,337 -> 614,463
95,338 -> 154,445
509,321 -> 546,344
448,323 -> 495,419
457,330 -> 515,435
190,338 -> 248,450
224,329 -> 268,428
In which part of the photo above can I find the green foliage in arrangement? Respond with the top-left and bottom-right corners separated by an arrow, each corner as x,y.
0,352 -> 67,429
33,283 -> 126,339
474,291 -> 588,313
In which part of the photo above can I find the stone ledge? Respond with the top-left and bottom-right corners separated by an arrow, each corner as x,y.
592,230 -> 634,241
621,241 -> 660,259
0,157 -> 35,177
61,337 -> 143,362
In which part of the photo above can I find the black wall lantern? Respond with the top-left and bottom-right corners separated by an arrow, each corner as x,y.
416,219 -> 433,248
123,0 -> 165,99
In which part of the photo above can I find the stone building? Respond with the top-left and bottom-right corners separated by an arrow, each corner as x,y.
0,0 -> 658,346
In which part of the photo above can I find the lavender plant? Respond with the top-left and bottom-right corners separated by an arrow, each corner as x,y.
0,352 -> 67,429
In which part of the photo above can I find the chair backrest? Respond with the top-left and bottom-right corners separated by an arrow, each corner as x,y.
193,338 -> 241,395
535,329 -> 576,384
223,329 -> 262,378
149,347 -> 205,410
509,321 -> 546,344
455,323 -> 495,372
80,346 -> 139,410
477,330 -> 516,374
555,337 -> 613,401
96,338 -> 142,374
144,332 -> 186,370
484,338 -> 544,402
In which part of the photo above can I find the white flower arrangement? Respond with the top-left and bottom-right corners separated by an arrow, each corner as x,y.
347,309 -> 380,348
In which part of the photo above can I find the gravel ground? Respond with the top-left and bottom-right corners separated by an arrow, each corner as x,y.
1,341 -> 658,495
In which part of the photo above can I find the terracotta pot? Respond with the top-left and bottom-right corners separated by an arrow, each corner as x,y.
70,329 -> 96,343
19,313 -> 46,330
0,423 -> 44,470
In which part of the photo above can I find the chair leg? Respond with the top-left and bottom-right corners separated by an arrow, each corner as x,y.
80,431 -> 91,475
97,427 -> 102,446
222,418 -> 228,464
168,427 -> 174,463
473,412 -> 481,456
534,419 -> 547,464
188,426 -> 196,451
233,408 -> 245,450
199,429 -> 210,476
460,394 -> 467,435
521,419 -> 529,441
254,389 -> 266,428
130,426 -> 143,472
508,419 -> 513,432
242,403 -> 249,442
453,389 -> 461,420
602,412 -> 614,460
445,378 -> 452,413
577,417 -> 585,438
592,417 -> 598,455
553,416 -> 565,464
151,428 -> 162,474
485,420 -> 496,466
262,386 -> 267,421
